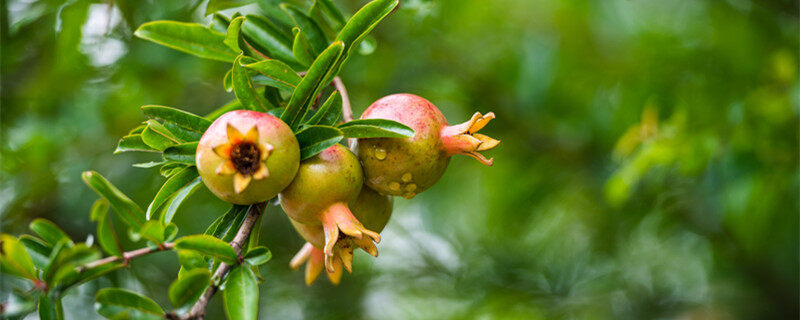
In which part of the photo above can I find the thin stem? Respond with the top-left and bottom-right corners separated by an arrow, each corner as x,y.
332,76 -> 355,148
78,242 -> 174,272
180,202 -> 265,320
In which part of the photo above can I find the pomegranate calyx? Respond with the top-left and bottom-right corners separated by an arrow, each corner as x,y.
441,112 -> 500,166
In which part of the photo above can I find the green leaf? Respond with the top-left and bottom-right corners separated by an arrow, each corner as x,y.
0,234 -> 37,280
44,243 -> 100,285
177,250 -> 208,271
134,21 -> 238,62
334,0 -> 398,69
313,0 -> 346,28
244,59 -> 301,91
338,119 -> 415,138
204,207 -> 239,238
175,235 -> 238,264
137,221 -> 165,244
60,261 -> 124,290
225,16 -> 246,52
82,171 -> 146,229
281,4 -> 327,54
141,120 -> 183,151
19,235 -> 52,269
89,199 -> 122,257
306,91 -> 342,125
295,125 -> 343,160
169,268 -> 211,308
206,0 -> 255,16
224,68 -> 234,92
161,177 -> 203,224
223,265 -> 258,320
95,288 -> 165,316
291,28 -> 317,67
141,105 -> 212,133
38,295 -> 60,320
115,134 -> 159,154
132,161 -> 167,168
160,162 -> 189,178
163,142 -> 198,165
211,13 -> 231,33
281,41 -> 344,130
147,166 -> 199,220
243,246 -> 272,266
29,218 -> 72,247
232,55 -> 270,111
241,15 -> 295,63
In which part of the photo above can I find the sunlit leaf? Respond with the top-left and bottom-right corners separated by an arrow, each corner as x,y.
175,235 -> 238,264
95,288 -> 165,316
338,119 -> 414,138
82,171 -> 146,229
244,59 -> 301,91
206,0 -> 255,16
115,134 -> 159,154
29,218 -> 72,247
292,28 -> 317,67
295,125 -> 343,160
163,142 -> 198,165
232,55 -> 270,111
243,246 -> 272,266
141,105 -> 212,133
0,234 -> 37,280
134,21 -> 238,62
225,16 -> 246,52
19,235 -> 52,269
281,41 -> 344,129
223,265 -> 258,320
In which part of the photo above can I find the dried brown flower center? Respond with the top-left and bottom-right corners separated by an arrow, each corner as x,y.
230,142 -> 261,175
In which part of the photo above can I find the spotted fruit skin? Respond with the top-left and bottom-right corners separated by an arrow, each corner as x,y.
356,94 -> 499,198
196,110 -> 299,205
279,144 -> 363,224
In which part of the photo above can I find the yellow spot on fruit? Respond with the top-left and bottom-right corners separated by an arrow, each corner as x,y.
401,173 -> 412,182
389,182 -> 400,191
405,183 -> 417,192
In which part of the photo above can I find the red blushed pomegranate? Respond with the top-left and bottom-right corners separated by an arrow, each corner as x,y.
355,94 -> 500,198
288,186 -> 392,285
196,110 -> 299,205
279,144 -> 381,273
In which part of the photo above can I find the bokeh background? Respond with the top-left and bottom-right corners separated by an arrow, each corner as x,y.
2,0 -> 798,318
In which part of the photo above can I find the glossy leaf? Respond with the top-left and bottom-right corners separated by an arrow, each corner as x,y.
313,0 -> 346,28
206,0 -> 255,16
281,4 -> 327,54
30,218 -> 71,247
137,221 -> 165,244
292,28 -> 317,67
163,142 -> 198,165
338,118 -> 415,138
223,265 -> 258,320
175,235 -> 238,264
141,105 -> 211,133
147,166 -> 199,219
82,171 -> 145,229
177,250 -> 208,271
295,125 -> 343,160
232,55 -> 270,111
95,288 -> 165,316
168,268 -> 210,308
210,13 -> 231,33
89,199 -> 122,257
241,15 -> 295,63
19,235 -> 52,269
161,177 -> 203,224
115,134 -> 158,153
281,41 -> 344,129
38,295 -> 60,320
244,59 -> 301,91
243,246 -> 272,266
160,162 -> 189,178
132,161 -> 167,168
141,121 -> 182,151
44,243 -> 100,285
134,21 -> 238,62
306,91 -> 342,125
0,234 -> 37,280
60,261 -> 124,290
224,68 -> 234,92
225,16 -> 246,52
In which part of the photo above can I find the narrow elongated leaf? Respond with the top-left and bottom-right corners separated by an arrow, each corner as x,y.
160,162 -> 189,178
292,28 -> 317,67
95,288 -> 164,316
224,68 -> 234,92
0,234 -> 37,280
177,250 -> 208,271
161,177 -> 203,224
243,246 -> 272,266
334,0 -> 398,71
245,59 -> 301,91
338,119 -> 414,138
306,91 -> 341,125
44,243 -> 100,284
60,261 -> 124,290
175,235 -> 238,264
115,134 -> 159,154
206,0 -> 255,15
132,161 -> 166,168
241,15 -> 295,63
295,125 -> 343,160
137,221 -> 165,244
281,41 -> 344,129
90,199 -> 122,257
163,142 -> 198,165
223,265 -> 258,320
232,55 -> 270,111
225,16 -> 246,52
38,295 -> 59,320
20,235 -> 52,269
82,171 -> 146,229
30,219 -> 71,247
141,120 -> 183,151
281,4 -> 327,54
164,122 -> 202,142
169,268 -> 211,308
135,21 -> 238,62
211,13 -> 231,33
147,166 -> 199,219
205,206 -> 238,237
314,0 -> 346,28
141,105 -> 211,133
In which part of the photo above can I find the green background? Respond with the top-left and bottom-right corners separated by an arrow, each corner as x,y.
2,0 -> 798,318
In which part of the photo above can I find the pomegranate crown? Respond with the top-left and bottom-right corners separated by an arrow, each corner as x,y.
441,112 -> 501,165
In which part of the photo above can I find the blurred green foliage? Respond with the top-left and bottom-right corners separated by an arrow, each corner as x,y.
1,0 -> 798,319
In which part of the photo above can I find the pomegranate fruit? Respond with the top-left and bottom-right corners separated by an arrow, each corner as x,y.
196,110 -> 299,205
288,186 -> 393,285
279,144 -> 381,273
355,94 -> 500,198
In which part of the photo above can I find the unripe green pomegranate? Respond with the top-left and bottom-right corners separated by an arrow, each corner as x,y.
279,144 -> 381,274
355,94 -> 500,198
196,110 -> 299,205
289,186 -> 393,285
